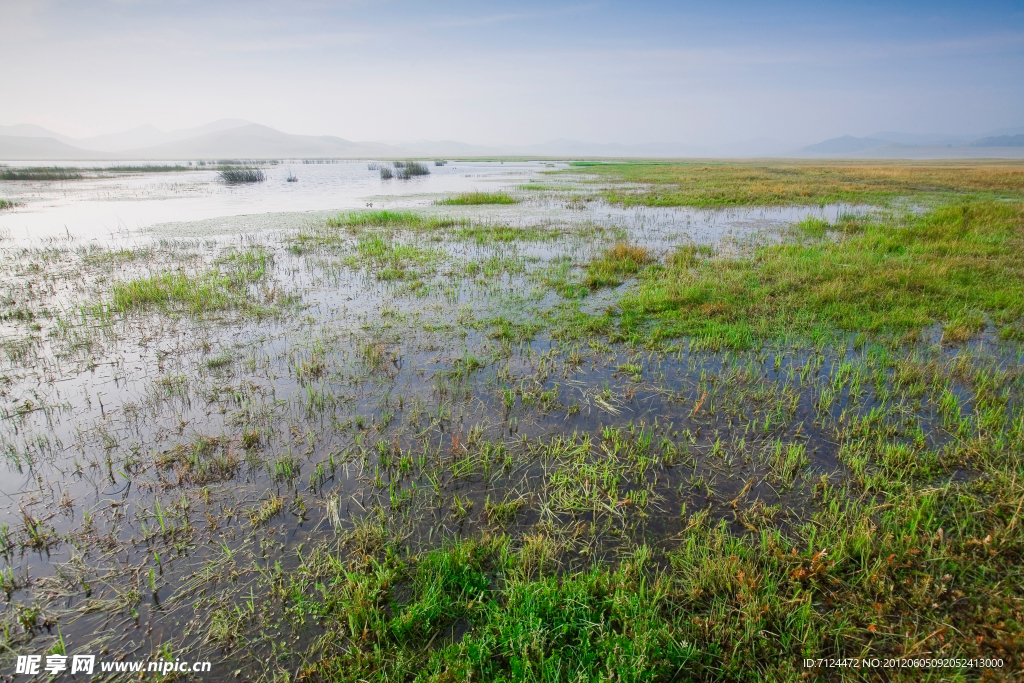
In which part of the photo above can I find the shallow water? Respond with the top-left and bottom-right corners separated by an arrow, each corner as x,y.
0,160 -> 553,244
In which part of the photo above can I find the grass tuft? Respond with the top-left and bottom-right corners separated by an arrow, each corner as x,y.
585,243 -> 655,289
219,168 -> 266,183
435,191 -> 519,205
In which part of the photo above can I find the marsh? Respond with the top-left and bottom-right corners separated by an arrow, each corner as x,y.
1,159 -> 1022,680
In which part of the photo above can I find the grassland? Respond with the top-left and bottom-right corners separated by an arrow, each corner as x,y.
569,201 -> 1024,349
568,159 -> 1024,207
1,160 -> 1022,681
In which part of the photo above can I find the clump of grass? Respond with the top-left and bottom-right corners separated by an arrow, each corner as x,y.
248,494 -> 284,526
796,216 -> 830,238
327,210 -> 420,229
380,166 -> 393,180
286,171 -> 298,182
352,235 -> 441,279
218,246 -> 272,282
112,272 -> 230,312
324,210 -> 466,231
585,243 -> 654,289
666,243 -> 715,268
205,351 -> 234,369
434,159 -> 448,166
435,191 -> 519,205
159,435 -> 240,485
483,497 -> 524,526
0,167 -> 82,181
767,440 -> 809,486
455,224 -> 550,244
219,168 -> 266,183
393,161 -> 429,179
109,257 -> 266,314
0,199 -> 15,210
293,211 -> 468,249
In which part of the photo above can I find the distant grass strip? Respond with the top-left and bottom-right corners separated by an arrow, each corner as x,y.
564,160 -> 1024,207
106,165 -> 193,173
435,191 -> 519,205
0,167 -> 82,181
602,200 -> 1024,347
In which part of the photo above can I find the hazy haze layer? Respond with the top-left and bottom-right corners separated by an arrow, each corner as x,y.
2,0 -> 1023,148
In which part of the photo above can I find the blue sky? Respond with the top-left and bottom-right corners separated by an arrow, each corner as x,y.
3,0 -> 1022,145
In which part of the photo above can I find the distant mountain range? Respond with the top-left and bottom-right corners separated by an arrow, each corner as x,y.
970,134 -> 1024,148
797,128 -> 1024,158
2,119 -> 1023,160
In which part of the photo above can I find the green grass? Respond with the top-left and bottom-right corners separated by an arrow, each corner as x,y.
295,211 -> 476,251
599,200 -> 1024,347
324,210 -> 466,231
111,272 -> 234,312
109,248 -> 272,313
585,243 -> 655,289
0,199 -> 15,210
454,224 -> 551,244
348,235 -> 443,280
435,191 -> 519,205
327,210 -> 423,228
260,442 -> 1024,681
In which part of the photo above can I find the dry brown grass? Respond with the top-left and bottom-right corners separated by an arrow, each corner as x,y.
607,243 -> 651,263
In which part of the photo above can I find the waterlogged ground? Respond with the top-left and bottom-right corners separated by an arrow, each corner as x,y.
1,160 -> 1023,681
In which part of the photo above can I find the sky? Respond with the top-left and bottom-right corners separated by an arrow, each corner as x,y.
2,0 -> 1023,146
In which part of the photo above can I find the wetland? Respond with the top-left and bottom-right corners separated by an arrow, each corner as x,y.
1,159 -> 1023,681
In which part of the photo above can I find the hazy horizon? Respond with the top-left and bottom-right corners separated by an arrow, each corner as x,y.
3,0 -> 1023,147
